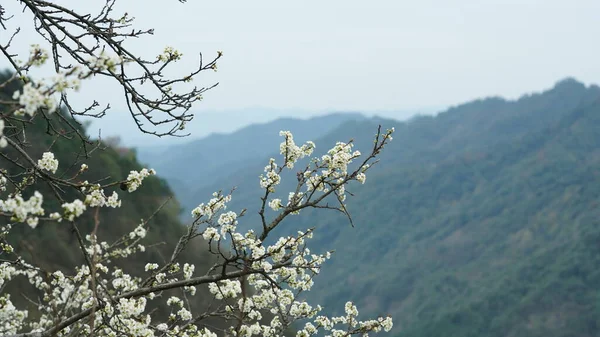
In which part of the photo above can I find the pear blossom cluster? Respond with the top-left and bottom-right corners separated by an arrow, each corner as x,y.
208,279 -> 242,300
0,128 -> 395,337
28,44 -> 49,66
83,184 -> 122,208
278,131 -> 315,168
12,82 -> 58,116
37,152 -> 59,174
0,192 -> 44,228
0,152 -> 148,224
5,45 -> 73,117
268,198 -> 283,211
6,45 -> 121,121
0,119 -> 7,148
0,31 -> 396,337
87,51 -> 123,73
157,46 -> 183,62
192,192 -> 232,219
259,128 -> 394,217
0,172 -> 6,192
0,47 -> 139,228
125,168 -> 157,192
259,158 -> 281,191
321,141 -> 361,176
61,199 -> 86,221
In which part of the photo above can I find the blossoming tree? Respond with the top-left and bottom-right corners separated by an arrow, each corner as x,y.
0,1 -> 394,336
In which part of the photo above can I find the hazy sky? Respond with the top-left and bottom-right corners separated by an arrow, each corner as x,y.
2,0 -> 600,145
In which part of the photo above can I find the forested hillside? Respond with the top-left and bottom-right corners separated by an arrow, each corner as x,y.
0,71 -> 219,321
182,78 -> 600,337
305,95 -> 600,337
10,71 -> 599,336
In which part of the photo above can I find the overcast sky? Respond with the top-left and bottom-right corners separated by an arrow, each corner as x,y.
2,0 -> 600,146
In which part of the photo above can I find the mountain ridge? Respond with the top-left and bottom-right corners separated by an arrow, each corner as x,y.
163,77 -> 600,337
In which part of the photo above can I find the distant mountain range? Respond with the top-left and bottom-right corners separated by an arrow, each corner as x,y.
137,78 -> 600,337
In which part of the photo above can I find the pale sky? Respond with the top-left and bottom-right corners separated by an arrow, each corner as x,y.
2,0 -> 600,145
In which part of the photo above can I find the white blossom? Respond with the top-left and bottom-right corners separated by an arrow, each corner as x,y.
12,83 -> 57,116
61,199 -> 86,221
125,168 -> 156,192
145,263 -> 159,271
37,152 -> 59,174
0,173 -> 7,192
0,119 -> 7,148
268,198 -> 283,211
157,46 -> 183,62
192,192 -> 231,219
0,191 -> 44,223
84,185 -> 121,208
